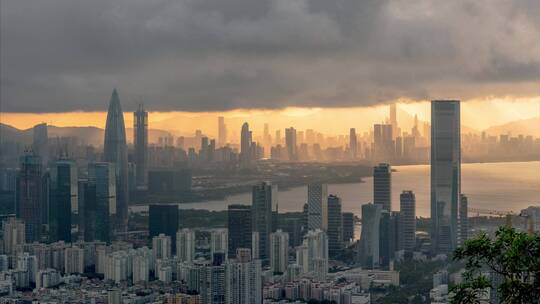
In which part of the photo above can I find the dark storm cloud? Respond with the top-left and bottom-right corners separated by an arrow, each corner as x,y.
1,0 -> 540,112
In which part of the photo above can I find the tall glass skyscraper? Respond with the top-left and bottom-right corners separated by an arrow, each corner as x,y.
251,182 -> 276,261
133,104 -> 148,188
358,203 -> 381,269
103,89 -> 128,233
431,100 -> 461,253
373,163 -> 392,212
49,160 -> 78,243
228,204 -> 252,258
16,152 -> 44,242
88,162 -> 116,243
327,195 -> 343,257
307,183 -> 328,231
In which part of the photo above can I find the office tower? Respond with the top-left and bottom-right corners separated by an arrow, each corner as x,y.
16,152 -> 44,242
349,128 -> 358,159
152,233 -> 172,260
176,228 -> 196,263
269,229 -> 289,273
226,249 -> 262,304
2,217 -> 25,255
103,89 -> 129,233
358,203 -> 381,269
389,104 -> 398,138
211,228 -> 228,261
307,184 -> 328,231
379,210 -> 398,268
373,163 -> 392,212
218,116 -> 227,147
87,162 -> 116,243
285,127 -> 297,161
149,204 -> 179,253
251,182 -> 276,261
240,122 -> 252,166
327,195 -> 343,257
342,212 -> 355,244
251,232 -> 260,260
228,205 -> 252,258
134,104 -> 148,188
459,194 -> 469,246
395,136 -> 403,159
32,123 -> 49,167
275,130 -> 281,145
49,160 -> 78,243
400,191 -> 416,252
431,100 -> 461,253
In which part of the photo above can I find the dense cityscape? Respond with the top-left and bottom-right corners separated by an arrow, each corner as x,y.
0,92 -> 538,304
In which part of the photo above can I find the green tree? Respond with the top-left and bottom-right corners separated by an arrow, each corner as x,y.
451,226 -> 540,304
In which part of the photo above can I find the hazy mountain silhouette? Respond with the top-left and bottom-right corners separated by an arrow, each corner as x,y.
483,117 -> 540,137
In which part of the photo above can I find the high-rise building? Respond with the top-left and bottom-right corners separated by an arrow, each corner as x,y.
218,116 -> 227,147
2,217 -> 25,255
240,123 -> 252,167
176,228 -> 196,263
64,246 -> 85,274
228,205 -> 252,258
87,162 -> 116,243
32,123 -> 49,167
400,191 -> 416,252
49,160 -> 78,243
373,163 -> 392,212
431,100 -> 461,253
226,249 -> 262,304
133,104 -> 148,188
16,152 -> 44,242
327,195 -> 343,257
296,229 -> 328,281
103,89 -> 129,233
379,210 -> 397,268
349,128 -> 358,159
307,184 -> 328,231
373,124 -> 394,160
358,203 -> 381,269
152,233 -> 172,260
459,194 -> 468,246
269,229 -> 289,274
149,204 -> 179,253
342,212 -> 355,244
251,182 -> 276,261
285,127 -> 297,161
211,228 -> 229,261
389,104 -> 398,139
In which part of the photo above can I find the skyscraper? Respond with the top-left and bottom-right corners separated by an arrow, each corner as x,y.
2,217 -> 25,255
431,100 -> 461,253
400,191 -> 416,252
88,162 -> 116,243
342,212 -> 355,244
285,127 -> 297,161
307,184 -> 328,231
16,152 -> 44,242
103,89 -> 129,233
373,163 -> 392,212
389,104 -> 398,139
327,195 -> 343,257
218,116 -> 227,147
149,204 -> 179,253
134,104 -> 148,188
32,123 -> 49,167
373,124 -> 394,160
459,194 -> 468,246
349,128 -> 358,159
152,233 -> 172,260
379,210 -> 397,268
269,229 -> 289,274
226,249 -> 262,304
228,204 -> 252,258
49,160 -> 78,243
251,182 -> 276,261
358,203 -> 381,269
240,122 -> 252,167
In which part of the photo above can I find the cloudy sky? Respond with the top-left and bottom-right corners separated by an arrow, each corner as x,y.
1,0 -> 540,113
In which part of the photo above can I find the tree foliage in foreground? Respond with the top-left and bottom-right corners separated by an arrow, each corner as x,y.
450,226 -> 540,304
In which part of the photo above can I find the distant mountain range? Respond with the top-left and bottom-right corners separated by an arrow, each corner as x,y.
1,116 -> 537,147
0,123 -> 173,147
484,117 -> 540,137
